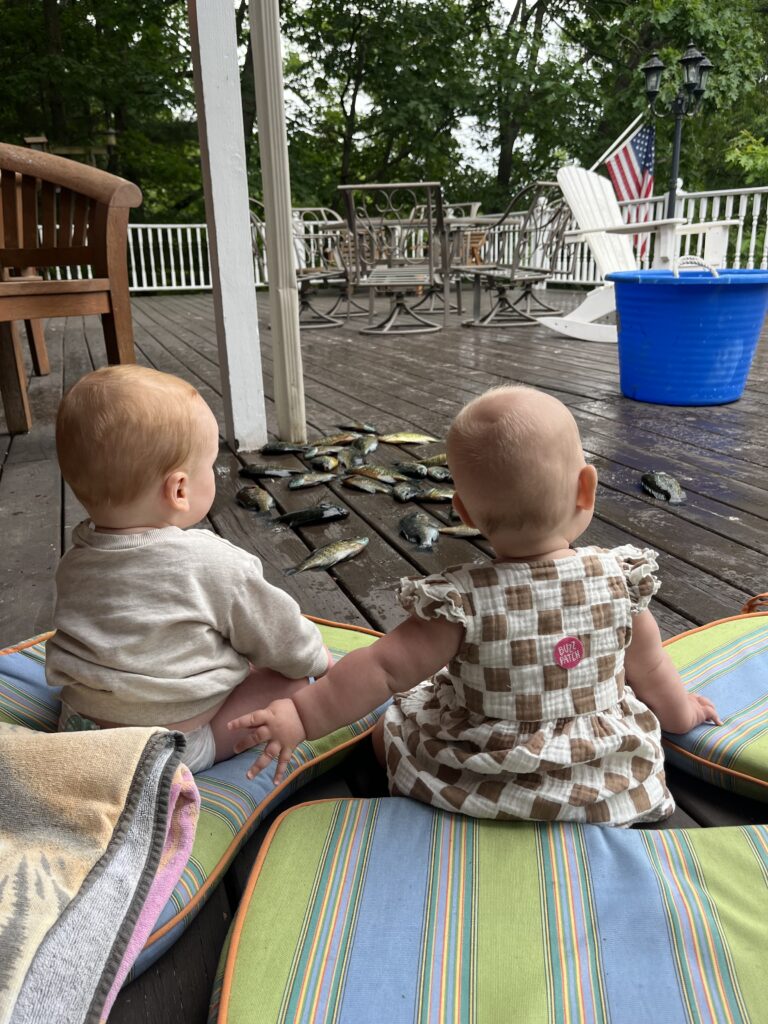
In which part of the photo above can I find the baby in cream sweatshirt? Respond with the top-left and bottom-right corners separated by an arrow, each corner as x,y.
46,365 -> 330,772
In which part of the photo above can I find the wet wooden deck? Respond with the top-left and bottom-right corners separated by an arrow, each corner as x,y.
3,289 -> 767,642
2,289 -> 768,1023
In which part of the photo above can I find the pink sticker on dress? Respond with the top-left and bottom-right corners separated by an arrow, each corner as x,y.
553,636 -> 584,669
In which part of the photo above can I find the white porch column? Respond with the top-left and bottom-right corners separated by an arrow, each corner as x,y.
249,0 -> 307,442
188,0 -> 267,452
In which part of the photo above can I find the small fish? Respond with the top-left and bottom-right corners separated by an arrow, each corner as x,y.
438,525 -> 482,538
421,452 -> 448,467
393,481 -> 424,503
304,444 -> 344,459
286,536 -> 369,574
343,475 -> 393,495
449,505 -> 461,521
394,461 -> 428,479
427,466 -> 453,482
275,503 -> 349,528
260,440 -> 308,455
310,432 -> 361,447
236,485 -> 275,513
311,455 -> 339,472
418,485 -> 455,503
240,464 -> 300,480
337,419 -> 378,435
288,472 -> 337,490
399,511 -> 439,550
352,434 -> 379,457
378,432 -> 441,445
337,447 -> 364,471
641,471 -> 687,505
352,464 -> 408,485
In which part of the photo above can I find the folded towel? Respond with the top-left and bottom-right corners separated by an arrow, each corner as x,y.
0,723 -> 199,1024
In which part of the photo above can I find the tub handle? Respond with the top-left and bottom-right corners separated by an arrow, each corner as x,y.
673,255 -> 719,278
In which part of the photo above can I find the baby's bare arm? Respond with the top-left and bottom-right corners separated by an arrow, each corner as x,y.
624,610 -> 721,733
228,614 -> 464,781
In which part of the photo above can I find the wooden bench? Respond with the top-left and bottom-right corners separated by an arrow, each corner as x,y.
0,143 -> 142,433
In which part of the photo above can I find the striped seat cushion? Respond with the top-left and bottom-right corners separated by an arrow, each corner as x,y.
210,797 -> 768,1024
0,618 -> 386,979
663,611 -> 768,801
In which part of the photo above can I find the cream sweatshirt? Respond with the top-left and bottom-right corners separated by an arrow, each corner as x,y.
46,522 -> 329,725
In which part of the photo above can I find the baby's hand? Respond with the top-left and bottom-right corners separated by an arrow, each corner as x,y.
227,699 -> 307,784
688,693 -> 722,728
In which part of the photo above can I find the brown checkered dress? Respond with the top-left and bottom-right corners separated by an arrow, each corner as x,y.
383,545 -> 675,826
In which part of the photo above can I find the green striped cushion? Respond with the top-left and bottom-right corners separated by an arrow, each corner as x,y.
210,797 -> 768,1024
663,612 -> 768,801
0,619 -> 386,979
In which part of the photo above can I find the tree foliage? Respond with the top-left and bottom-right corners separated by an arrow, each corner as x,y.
0,0 -> 766,219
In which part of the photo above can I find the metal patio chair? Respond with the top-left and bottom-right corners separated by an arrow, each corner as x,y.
459,181 -> 570,329
249,201 -> 357,330
338,181 -> 451,334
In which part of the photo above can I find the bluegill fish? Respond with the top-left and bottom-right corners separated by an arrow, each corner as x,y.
304,444 -> 344,459
343,475 -> 393,495
394,461 -> 428,479
352,464 -> 408,484
427,466 -> 452,482
288,472 -> 337,490
275,503 -> 349,528
240,464 -> 300,480
311,455 -> 339,472
438,524 -> 482,538
236,485 -> 275,513
399,511 -> 439,550
310,432 -> 361,446
286,536 -> 369,574
393,481 -> 424,503
352,434 -> 379,457
641,471 -> 687,505
418,485 -> 455,503
337,419 -> 378,435
421,452 -> 448,467
337,447 -> 364,471
260,440 -> 307,455
378,431 -> 440,445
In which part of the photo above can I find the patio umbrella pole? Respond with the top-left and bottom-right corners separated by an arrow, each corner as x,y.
250,0 -> 307,443
187,0 -> 268,452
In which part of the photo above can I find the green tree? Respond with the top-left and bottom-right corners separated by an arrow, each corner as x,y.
0,0 -> 201,220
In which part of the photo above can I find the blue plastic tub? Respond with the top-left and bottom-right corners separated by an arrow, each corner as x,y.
605,268 -> 768,405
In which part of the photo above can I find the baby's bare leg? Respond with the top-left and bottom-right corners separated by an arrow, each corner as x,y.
209,668 -> 310,762
371,718 -> 386,767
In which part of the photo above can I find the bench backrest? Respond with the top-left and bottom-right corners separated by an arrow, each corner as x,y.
0,143 -> 141,273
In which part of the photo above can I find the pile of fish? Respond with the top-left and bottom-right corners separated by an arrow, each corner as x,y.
233,418 -> 484,572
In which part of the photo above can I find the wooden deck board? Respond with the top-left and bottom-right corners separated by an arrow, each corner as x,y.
2,290 -> 767,1022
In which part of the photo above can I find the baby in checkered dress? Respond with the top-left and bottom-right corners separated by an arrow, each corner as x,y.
232,386 -> 720,826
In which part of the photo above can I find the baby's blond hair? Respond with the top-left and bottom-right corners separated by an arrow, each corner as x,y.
447,385 -> 585,537
57,365 -> 207,510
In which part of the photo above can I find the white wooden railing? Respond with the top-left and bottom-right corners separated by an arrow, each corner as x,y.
49,183 -> 768,293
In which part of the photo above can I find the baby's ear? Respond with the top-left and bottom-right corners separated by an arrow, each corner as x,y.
576,464 -> 598,511
164,470 -> 190,511
452,494 -> 475,527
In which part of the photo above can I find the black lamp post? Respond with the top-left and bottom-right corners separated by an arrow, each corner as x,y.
641,42 -> 714,218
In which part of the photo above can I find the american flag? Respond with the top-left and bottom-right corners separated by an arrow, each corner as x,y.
605,123 -> 655,258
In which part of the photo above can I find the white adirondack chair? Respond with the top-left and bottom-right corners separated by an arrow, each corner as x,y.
542,167 -> 737,343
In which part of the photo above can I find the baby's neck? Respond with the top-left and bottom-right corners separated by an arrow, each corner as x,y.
489,527 -> 575,564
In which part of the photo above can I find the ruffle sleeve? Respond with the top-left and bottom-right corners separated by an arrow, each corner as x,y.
613,544 -> 661,613
397,573 -> 469,625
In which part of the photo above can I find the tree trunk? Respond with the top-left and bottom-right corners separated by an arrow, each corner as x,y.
42,0 -> 66,142
241,29 -> 257,157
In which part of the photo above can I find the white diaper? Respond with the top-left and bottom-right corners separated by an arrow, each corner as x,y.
58,700 -> 216,774
180,722 -> 216,773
